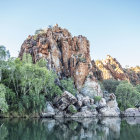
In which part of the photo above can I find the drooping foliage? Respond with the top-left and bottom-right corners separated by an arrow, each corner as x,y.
1,53 -> 62,115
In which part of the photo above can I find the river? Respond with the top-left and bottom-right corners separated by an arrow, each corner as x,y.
0,117 -> 140,140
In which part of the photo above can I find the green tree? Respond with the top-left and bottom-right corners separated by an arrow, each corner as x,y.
0,84 -> 8,113
1,53 -> 62,115
102,79 -> 120,93
115,82 -> 140,110
0,45 -> 10,61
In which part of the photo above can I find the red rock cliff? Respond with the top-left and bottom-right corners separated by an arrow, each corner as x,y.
19,25 -> 95,89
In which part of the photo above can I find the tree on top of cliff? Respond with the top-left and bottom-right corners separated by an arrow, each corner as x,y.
0,45 -> 10,61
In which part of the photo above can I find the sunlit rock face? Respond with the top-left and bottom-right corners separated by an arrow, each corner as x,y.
93,55 -> 129,81
93,55 -> 140,85
19,24 -> 101,92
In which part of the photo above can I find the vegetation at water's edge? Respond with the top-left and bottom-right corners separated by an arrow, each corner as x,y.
102,79 -> 140,111
0,46 -> 76,117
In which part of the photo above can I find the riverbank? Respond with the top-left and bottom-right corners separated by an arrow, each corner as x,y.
1,90 -> 140,118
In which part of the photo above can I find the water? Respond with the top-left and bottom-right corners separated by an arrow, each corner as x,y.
0,117 -> 140,140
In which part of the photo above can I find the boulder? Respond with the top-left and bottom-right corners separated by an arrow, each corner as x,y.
53,91 -> 77,111
76,94 -> 84,102
99,106 -> 120,117
83,96 -> 91,106
76,101 -> 83,108
99,93 -> 120,117
54,111 -> 64,118
71,110 -> 97,118
80,105 -> 98,115
81,106 -> 88,112
90,99 -> 94,105
98,98 -> 106,108
123,108 -> 140,117
41,102 -> 55,117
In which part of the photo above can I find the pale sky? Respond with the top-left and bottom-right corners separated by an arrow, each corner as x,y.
0,0 -> 140,67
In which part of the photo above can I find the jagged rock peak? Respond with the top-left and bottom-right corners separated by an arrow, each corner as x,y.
93,55 -> 129,81
19,24 -> 97,90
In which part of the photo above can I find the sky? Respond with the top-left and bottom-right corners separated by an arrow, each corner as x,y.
0,0 -> 140,67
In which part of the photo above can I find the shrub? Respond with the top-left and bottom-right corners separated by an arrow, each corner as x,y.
35,28 -> 44,35
68,105 -> 77,114
94,96 -> 102,103
60,78 -> 76,96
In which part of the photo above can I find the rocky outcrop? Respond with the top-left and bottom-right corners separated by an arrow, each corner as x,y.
123,108 -> 140,117
42,91 -> 120,118
98,93 -> 120,117
93,55 -> 129,81
19,24 -> 99,90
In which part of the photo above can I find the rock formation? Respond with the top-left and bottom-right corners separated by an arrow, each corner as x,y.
41,90 -> 120,118
19,24 -> 99,91
93,55 -> 140,85
93,55 -> 129,81
123,108 -> 140,117
125,66 -> 140,85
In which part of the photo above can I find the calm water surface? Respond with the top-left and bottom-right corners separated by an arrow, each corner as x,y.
0,117 -> 140,140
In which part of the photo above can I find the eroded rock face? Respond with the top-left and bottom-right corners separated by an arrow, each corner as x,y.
19,25 -> 95,90
93,55 -> 129,81
80,78 -> 103,98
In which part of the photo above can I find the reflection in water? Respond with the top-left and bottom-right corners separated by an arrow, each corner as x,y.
0,117 -> 140,140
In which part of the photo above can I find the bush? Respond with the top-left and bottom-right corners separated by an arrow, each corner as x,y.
102,79 -> 120,93
68,105 -> 77,114
94,96 -> 102,103
60,78 -> 76,96
115,82 -> 140,111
